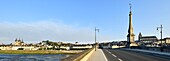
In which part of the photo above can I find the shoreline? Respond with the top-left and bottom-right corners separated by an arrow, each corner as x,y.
0,50 -> 83,54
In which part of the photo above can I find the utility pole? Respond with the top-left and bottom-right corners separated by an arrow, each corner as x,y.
157,24 -> 163,52
95,27 -> 99,51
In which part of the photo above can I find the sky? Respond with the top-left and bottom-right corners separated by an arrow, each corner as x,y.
0,0 -> 170,44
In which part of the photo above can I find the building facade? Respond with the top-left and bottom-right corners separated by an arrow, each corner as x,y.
138,33 -> 158,47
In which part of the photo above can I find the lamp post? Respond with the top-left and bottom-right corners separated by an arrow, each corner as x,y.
95,27 -> 99,51
157,24 -> 163,52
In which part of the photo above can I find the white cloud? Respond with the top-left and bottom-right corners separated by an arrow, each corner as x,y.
0,20 -> 114,44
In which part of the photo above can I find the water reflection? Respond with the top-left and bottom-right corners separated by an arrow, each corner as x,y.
0,54 -> 71,61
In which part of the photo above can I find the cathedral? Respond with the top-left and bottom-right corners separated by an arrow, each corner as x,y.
13,38 -> 24,46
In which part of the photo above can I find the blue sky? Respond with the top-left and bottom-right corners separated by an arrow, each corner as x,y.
0,0 -> 170,44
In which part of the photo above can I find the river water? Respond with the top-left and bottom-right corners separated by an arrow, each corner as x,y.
0,54 -> 71,61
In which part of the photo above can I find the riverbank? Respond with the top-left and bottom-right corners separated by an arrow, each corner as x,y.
0,50 -> 83,54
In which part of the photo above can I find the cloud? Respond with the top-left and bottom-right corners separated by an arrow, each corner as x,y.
0,20 -> 114,44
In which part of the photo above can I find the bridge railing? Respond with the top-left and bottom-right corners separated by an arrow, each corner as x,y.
61,48 -> 94,61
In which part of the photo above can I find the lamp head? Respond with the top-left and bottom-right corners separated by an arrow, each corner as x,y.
157,27 -> 158,30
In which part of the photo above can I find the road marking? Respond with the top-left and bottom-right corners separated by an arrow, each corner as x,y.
105,50 -> 117,57
101,49 -> 108,61
106,50 -> 112,54
118,58 -> 123,61
106,50 -> 108,52
112,54 -> 117,57
105,50 -> 123,61
108,51 -> 111,54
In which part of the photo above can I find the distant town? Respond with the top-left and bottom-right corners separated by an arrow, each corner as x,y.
100,33 -> 170,50
0,33 -> 170,51
0,38 -> 93,50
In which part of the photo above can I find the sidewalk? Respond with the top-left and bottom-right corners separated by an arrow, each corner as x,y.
87,49 -> 107,61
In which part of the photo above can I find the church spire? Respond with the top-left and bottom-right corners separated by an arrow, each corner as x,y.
15,38 -> 17,41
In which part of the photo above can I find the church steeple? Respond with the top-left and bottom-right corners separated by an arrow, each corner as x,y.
15,38 -> 18,41
138,32 -> 142,41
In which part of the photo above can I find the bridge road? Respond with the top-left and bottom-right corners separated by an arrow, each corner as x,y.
102,49 -> 170,61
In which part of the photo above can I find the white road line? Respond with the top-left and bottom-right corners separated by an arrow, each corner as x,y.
118,58 -> 123,61
101,50 -> 108,61
106,50 -> 112,54
108,51 -> 111,54
105,50 -> 117,57
105,50 -> 123,61
106,50 -> 108,52
112,54 -> 117,57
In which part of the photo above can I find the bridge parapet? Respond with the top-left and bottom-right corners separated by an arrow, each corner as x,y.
61,48 -> 95,61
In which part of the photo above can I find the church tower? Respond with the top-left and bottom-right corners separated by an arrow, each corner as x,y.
126,3 -> 138,47
138,32 -> 142,41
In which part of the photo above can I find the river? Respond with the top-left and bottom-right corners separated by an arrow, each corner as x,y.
0,54 -> 71,61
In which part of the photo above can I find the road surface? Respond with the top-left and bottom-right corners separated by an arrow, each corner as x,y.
102,49 -> 170,61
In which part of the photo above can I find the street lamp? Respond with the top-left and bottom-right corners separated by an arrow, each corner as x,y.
157,24 -> 163,52
95,27 -> 99,51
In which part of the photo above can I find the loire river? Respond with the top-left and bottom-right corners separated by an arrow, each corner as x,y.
0,54 -> 71,61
